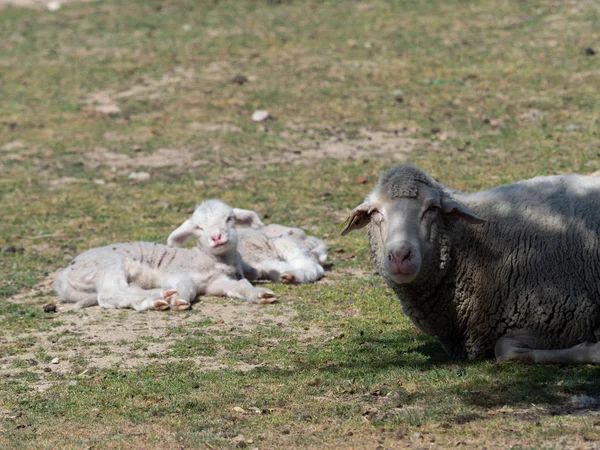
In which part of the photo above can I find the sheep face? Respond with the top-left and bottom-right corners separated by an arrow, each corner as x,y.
341,167 -> 486,285
167,199 -> 263,256
190,200 -> 240,256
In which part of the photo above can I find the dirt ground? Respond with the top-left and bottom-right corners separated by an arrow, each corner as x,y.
0,0 -> 91,8
2,269 -> 337,392
1,53 -> 422,393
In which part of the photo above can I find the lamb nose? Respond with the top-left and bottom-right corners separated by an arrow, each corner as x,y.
212,233 -> 222,243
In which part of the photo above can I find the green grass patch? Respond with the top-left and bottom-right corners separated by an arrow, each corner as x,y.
1,0 -> 599,448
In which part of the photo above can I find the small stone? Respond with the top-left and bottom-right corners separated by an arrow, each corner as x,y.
43,303 -> 57,313
94,104 -> 121,115
232,406 -> 246,413
565,124 -> 579,132
393,89 -> 404,102
51,357 -> 60,364
251,110 -> 270,122
47,1 -> 61,11
232,74 -> 249,85
183,24 -> 192,31
128,171 -> 151,181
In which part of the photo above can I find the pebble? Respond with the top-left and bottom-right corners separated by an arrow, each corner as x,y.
128,171 -> 151,181
43,303 -> 57,313
251,110 -> 270,122
47,1 -> 61,11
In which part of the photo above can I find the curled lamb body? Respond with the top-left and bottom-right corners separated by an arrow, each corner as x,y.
55,199 -> 275,311
168,207 -> 327,284
341,164 -> 600,364
237,224 -> 327,284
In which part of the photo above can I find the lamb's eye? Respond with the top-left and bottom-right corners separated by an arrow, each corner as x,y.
195,225 -> 203,231
226,216 -> 234,223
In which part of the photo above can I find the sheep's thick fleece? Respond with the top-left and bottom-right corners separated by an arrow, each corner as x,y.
348,165 -> 600,360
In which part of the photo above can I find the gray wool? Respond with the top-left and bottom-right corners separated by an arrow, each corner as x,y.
378,164 -> 442,199
365,169 -> 600,359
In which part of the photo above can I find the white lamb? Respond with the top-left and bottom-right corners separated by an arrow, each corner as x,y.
55,199 -> 275,311
168,206 -> 327,284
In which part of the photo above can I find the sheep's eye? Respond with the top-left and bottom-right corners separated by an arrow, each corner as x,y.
226,216 -> 234,223
423,204 -> 440,218
195,225 -> 203,231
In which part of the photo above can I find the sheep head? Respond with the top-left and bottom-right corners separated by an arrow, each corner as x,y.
167,199 -> 263,256
340,165 -> 486,284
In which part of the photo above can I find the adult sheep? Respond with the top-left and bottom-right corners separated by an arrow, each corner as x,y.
341,164 -> 600,364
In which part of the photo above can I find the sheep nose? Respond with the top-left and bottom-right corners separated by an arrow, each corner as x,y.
388,248 -> 411,264
211,233 -> 223,244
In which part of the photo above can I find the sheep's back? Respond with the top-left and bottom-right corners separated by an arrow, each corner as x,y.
453,174 -> 600,356
237,229 -> 277,263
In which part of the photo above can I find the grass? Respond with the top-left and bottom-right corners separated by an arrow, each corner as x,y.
1,0 -> 600,448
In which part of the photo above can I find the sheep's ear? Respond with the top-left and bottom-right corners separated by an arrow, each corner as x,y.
339,203 -> 372,235
440,196 -> 487,225
167,219 -> 195,247
233,208 -> 264,228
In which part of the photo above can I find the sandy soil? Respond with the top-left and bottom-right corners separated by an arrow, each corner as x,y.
2,271 -> 331,391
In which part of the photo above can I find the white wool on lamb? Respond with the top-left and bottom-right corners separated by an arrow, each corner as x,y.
56,199 -> 275,311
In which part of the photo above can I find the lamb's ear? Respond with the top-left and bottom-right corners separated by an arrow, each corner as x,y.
167,219 -> 195,247
339,203 -> 373,235
440,196 -> 487,225
233,208 -> 264,228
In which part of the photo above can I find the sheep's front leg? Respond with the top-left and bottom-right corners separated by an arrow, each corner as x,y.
495,331 -> 600,364
167,278 -> 197,311
205,276 -> 275,304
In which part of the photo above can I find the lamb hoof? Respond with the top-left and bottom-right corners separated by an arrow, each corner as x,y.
153,299 -> 170,311
258,290 -> 276,305
170,298 -> 191,311
280,273 -> 297,284
163,289 -> 178,300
